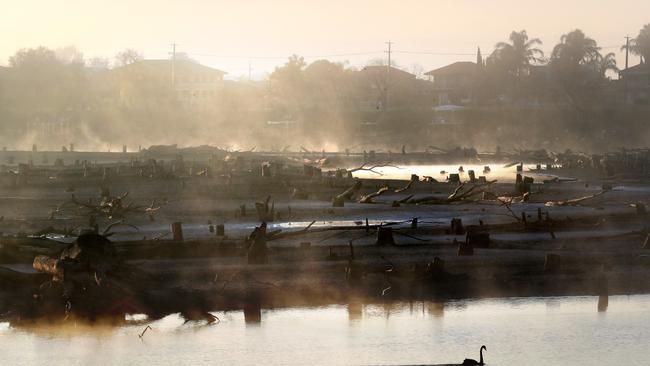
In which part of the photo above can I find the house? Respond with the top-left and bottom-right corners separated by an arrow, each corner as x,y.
111,59 -> 227,110
619,63 -> 650,105
358,65 -> 432,111
424,61 -> 477,105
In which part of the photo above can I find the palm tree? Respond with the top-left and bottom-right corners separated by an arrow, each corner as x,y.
592,52 -> 618,77
551,29 -> 600,66
629,24 -> 650,64
492,30 -> 544,76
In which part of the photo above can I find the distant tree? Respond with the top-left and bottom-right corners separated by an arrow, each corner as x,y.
551,29 -> 600,67
86,57 -> 110,69
55,45 -> 84,64
114,48 -> 143,67
591,52 -> 618,77
9,47 -> 60,68
629,24 -> 650,64
550,30 -> 606,112
492,30 -> 544,76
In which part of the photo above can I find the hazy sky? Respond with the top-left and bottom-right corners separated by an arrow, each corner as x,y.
1,0 -> 648,78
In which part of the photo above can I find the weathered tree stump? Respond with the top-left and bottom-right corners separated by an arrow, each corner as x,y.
468,170 -> 476,183
450,218 -> 464,235
247,223 -> 268,264
171,222 -> 184,241
376,226 -> 395,246
466,229 -> 490,248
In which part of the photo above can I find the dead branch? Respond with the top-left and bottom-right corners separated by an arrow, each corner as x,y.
347,162 -> 399,176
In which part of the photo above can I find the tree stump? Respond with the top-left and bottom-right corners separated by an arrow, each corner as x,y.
466,230 -> 490,248
247,223 -> 268,264
171,222 -> 184,241
216,224 -> 225,236
468,170 -> 476,183
376,226 -> 395,246
450,218 -> 464,235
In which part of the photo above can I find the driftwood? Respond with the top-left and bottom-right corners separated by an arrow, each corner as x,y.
545,190 -> 608,207
408,181 -> 497,204
358,186 -> 390,204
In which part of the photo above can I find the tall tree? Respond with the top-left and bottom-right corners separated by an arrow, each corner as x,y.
492,30 -> 544,76
629,23 -> 650,64
551,29 -> 600,67
114,48 -> 143,67
591,52 -> 618,77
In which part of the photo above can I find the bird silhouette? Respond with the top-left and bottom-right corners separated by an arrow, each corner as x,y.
462,345 -> 486,366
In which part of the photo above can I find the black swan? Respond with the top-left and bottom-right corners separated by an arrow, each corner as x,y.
462,345 -> 486,366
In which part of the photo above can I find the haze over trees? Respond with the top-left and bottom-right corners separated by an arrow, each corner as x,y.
0,24 -> 648,152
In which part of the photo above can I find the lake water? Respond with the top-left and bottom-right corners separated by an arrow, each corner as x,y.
2,295 -> 649,366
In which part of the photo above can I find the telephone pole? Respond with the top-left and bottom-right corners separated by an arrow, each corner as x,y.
170,43 -> 178,87
385,41 -> 393,111
625,36 -> 630,70
624,36 -> 630,103
248,61 -> 252,81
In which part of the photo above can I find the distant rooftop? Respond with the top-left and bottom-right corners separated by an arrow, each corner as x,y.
620,62 -> 650,75
361,65 -> 416,78
117,59 -> 227,75
425,61 -> 476,76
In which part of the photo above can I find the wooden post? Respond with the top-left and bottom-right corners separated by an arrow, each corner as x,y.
411,217 -> 418,229
216,224 -> 225,236
171,222 -> 184,241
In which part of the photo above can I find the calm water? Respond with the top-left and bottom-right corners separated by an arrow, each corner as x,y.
2,295 -> 650,366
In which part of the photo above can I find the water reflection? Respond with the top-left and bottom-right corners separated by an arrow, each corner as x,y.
2,295 -> 650,366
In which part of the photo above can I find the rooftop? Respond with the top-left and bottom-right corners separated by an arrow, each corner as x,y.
424,61 -> 477,76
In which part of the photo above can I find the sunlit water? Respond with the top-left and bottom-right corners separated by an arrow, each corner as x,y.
352,164 -> 559,183
2,295 -> 650,365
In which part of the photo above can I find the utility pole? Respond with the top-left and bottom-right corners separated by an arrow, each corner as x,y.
625,36 -> 630,70
624,36 -> 630,103
248,61 -> 252,81
385,41 -> 393,111
170,43 -> 177,87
